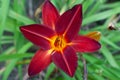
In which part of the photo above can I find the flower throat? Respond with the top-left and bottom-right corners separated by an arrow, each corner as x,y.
51,35 -> 67,51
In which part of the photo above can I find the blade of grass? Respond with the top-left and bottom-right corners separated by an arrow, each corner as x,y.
97,65 -> 120,80
18,65 -> 23,80
8,10 -> 35,24
1,40 -> 13,44
101,36 -> 120,50
83,0 -> 94,14
85,55 -> 120,80
104,66 -> 120,78
85,0 -> 102,17
87,67 -> 105,80
0,53 -> 33,62
100,2 -> 120,10
13,0 -> 26,51
1,17 -> 17,32
100,44 -> 119,68
2,36 -> 13,40
3,47 -> 15,54
68,0 -> 83,8
0,0 -> 10,51
45,63 -> 56,80
75,67 -> 83,80
2,42 -> 33,80
83,7 -> 120,26
83,54 -> 103,64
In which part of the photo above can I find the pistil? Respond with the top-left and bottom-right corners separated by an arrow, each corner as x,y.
50,35 -> 67,51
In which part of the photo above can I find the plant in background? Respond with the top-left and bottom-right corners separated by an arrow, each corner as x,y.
20,0 -> 101,77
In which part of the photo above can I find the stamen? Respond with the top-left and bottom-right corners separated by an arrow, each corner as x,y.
50,35 -> 67,51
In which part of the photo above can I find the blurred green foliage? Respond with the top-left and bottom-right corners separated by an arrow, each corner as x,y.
0,0 -> 120,80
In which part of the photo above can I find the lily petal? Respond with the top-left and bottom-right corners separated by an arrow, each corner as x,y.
56,4 -> 82,42
42,0 -> 59,30
52,46 -> 78,77
20,24 -> 55,50
71,36 -> 101,52
85,31 -> 101,41
28,49 -> 52,76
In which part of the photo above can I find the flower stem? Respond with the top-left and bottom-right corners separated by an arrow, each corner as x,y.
80,54 -> 87,80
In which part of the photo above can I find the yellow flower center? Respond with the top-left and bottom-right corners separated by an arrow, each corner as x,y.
50,35 -> 67,51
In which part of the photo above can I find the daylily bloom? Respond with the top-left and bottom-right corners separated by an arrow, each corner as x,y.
20,0 -> 101,77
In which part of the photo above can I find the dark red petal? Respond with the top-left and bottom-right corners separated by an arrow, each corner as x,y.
42,0 -> 59,30
71,36 -> 101,52
52,46 -> 78,77
20,24 -> 55,50
28,49 -> 52,76
56,4 -> 82,42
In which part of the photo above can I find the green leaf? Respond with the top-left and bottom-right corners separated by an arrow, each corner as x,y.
8,10 -> 35,24
83,0 -> 94,14
101,36 -> 120,50
60,70 -> 76,80
100,2 -> 120,10
0,53 -> 33,62
83,7 -> 120,26
0,0 -> 10,48
45,63 -> 56,80
2,42 -> 33,80
100,44 -> 119,68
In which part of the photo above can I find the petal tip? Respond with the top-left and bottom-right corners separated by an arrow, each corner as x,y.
42,0 -> 59,29
85,31 -> 101,41
28,49 -> 52,77
28,70 -> 33,77
67,69 -> 76,77
72,36 -> 101,52
28,62 -> 41,77
69,73 -> 74,77
76,4 -> 82,8
28,67 -> 36,77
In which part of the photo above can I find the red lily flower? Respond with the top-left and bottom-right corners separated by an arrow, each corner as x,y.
20,0 -> 101,77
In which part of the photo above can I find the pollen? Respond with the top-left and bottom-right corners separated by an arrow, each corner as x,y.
50,35 -> 67,51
